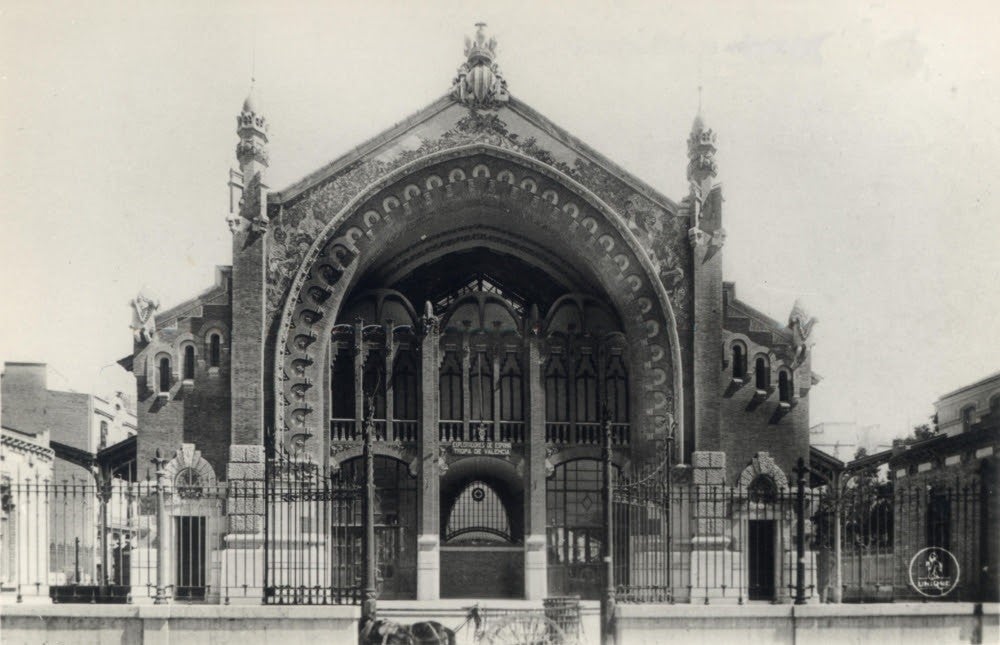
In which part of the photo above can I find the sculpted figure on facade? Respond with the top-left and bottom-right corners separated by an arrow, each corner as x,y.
788,298 -> 817,368
130,290 -> 160,343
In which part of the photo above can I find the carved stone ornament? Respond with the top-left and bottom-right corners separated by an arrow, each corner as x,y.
687,227 -> 709,248
738,451 -> 789,492
130,290 -> 160,343
788,298 -> 817,368
451,23 -> 509,108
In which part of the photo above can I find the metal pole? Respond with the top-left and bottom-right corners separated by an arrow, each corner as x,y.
152,450 -> 169,605
98,474 -> 111,587
832,473 -> 843,603
601,413 -> 616,645
794,457 -> 807,605
361,401 -> 377,622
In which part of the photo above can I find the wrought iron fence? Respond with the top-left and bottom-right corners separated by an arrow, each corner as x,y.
1,459 -> 994,606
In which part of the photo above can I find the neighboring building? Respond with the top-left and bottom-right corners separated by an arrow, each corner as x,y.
934,370 -> 1000,437
810,422 -> 884,463
814,372 -> 1000,602
120,25 -> 819,603
0,362 -> 137,589
0,425 -> 54,597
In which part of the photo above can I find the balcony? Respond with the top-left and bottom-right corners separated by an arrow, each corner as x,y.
545,422 -> 630,446
438,421 -> 526,443
329,419 -> 419,443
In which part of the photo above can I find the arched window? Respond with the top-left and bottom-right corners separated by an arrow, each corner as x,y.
575,354 -> 598,423
605,354 -> 628,423
961,405 -> 976,431
445,480 -> 512,544
439,351 -> 463,421
469,350 -> 493,421
182,345 -> 195,381
330,348 -> 355,419
209,333 -> 221,368
498,353 -> 522,421
778,370 -> 793,404
544,355 -> 569,422
392,351 -> 418,420
158,357 -> 171,393
755,356 -> 769,391
748,474 -> 778,504
732,343 -> 747,380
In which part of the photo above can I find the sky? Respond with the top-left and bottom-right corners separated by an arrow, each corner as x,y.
2,1 -> 998,447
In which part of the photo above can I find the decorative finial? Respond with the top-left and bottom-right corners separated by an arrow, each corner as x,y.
452,22 -> 509,108
687,89 -> 717,181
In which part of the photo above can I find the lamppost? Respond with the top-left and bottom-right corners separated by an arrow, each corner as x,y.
601,409 -> 616,645
361,394 -> 377,623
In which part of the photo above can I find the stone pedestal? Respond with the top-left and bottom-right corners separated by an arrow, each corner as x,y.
690,451 -> 740,601
220,444 -> 265,603
416,535 -> 440,600
524,534 -> 547,600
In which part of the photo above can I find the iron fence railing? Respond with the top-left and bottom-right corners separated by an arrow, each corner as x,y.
1,462 -> 994,605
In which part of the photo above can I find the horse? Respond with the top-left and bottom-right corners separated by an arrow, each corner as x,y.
359,616 -> 456,645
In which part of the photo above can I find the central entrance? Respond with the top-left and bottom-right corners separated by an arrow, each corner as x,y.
440,457 -> 524,598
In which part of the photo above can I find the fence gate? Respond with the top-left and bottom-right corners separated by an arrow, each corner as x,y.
264,444 -> 362,605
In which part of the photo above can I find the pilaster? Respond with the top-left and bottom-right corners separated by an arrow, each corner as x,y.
524,333 -> 547,599
417,310 -> 440,600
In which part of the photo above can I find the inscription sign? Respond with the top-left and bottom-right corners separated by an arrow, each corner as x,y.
449,441 -> 512,457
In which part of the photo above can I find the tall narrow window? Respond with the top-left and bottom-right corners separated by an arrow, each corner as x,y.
732,344 -> 746,380
575,354 -> 598,423
498,353 -> 523,421
605,354 -> 628,422
469,350 -> 493,421
392,351 -> 418,420
544,356 -> 569,422
439,352 -> 463,421
926,490 -> 950,550
209,333 -> 221,368
961,405 -> 976,431
755,357 -> 769,391
362,350 -> 386,419
990,394 -> 1000,417
330,348 -> 355,419
183,345 -> 195,381
778,370 -> 792,403
158,357 -> 171,393
99,420 -> 109,450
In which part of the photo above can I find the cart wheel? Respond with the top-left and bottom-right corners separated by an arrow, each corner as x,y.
479,613 -> 570,645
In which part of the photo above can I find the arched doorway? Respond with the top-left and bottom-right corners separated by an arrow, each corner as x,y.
335,456 -> 417,599
439,456 -> 524,598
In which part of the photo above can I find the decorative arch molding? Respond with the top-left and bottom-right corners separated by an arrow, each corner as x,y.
328,443 -> 417,474
545,446 -> 630,477
162,443 -> 219,490
273,144 -> 684,462
737,452 -> 789,492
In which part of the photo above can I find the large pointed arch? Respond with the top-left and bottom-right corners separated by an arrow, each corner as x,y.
273,144 -> 683,463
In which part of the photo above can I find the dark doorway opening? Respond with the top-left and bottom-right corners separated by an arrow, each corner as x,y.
748,520 -> 775,600
174,516 -> 206,600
